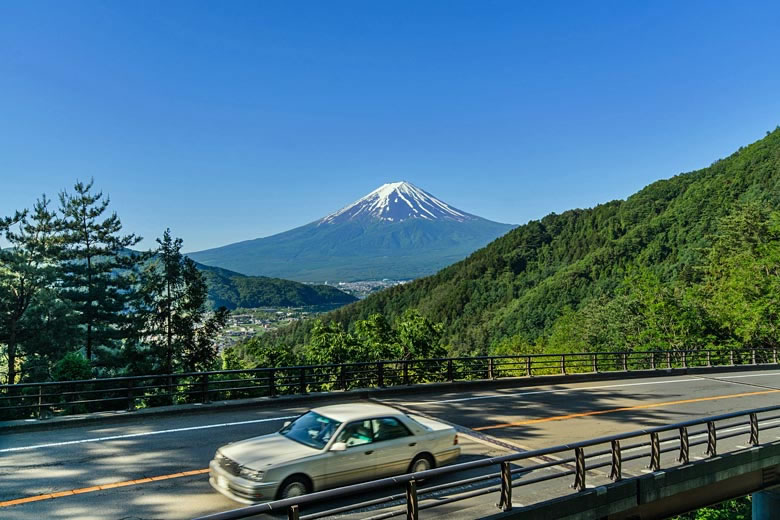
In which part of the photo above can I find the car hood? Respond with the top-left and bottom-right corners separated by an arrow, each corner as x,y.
219,433 -> 320,469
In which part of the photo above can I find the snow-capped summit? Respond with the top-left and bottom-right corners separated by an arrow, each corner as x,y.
320,181 -> 475,225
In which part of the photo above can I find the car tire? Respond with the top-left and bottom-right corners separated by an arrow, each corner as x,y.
277,476 -> 311,499
408,453 -> 435,478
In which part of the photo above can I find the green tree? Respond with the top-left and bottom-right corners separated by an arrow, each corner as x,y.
140,229 -> 228,374
58,179 -> 144,364
354,313 -> 400,360
306,320 -> 359,365
702,204 -> 780,348
0,197 -> 60,384
396,309 -> 446,360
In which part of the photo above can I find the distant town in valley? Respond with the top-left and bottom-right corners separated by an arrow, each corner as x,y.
214,279 -> 410,349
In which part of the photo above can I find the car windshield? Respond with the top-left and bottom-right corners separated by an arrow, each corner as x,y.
280,411 -> 342,450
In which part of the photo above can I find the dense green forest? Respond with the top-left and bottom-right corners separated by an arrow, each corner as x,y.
0,181 -> 228,384
243,128 -> 780,364
196,263 -> 357,310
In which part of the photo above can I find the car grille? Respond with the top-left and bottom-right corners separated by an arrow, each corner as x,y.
217,454 -> 242,476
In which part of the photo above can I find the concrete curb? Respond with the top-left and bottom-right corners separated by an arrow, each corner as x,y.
1,363 -> 775,434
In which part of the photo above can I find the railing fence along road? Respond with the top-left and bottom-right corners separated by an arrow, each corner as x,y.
193,404 -> 780,520
0,348 -> 777,421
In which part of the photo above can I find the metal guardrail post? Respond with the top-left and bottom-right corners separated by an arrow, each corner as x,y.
126,379 -> 134,411
706,421 -> 717,457
339,365 -> 347,390
288,504 -> 299,520
269,369 -> 276,398
498,461 -> 512,511
572,447 -> 586,491
750,413 -> 759,446
300,368 -> 308,394
405,480 -> 419,520
447,359 -> 454,382
609,439 -> 622,481
403,361 -> 410,385
648,432 -> 661,471
678,426 -> 689,464
526,356 -> 531,377
377,363 -> 384,388
37,384 -> 43,420
201,373 -> 210,404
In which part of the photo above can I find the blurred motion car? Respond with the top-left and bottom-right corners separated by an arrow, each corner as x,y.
209,402 -> 460,503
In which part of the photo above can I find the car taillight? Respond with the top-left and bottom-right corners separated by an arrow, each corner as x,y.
453,433 -> 458,445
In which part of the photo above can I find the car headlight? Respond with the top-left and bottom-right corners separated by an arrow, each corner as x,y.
239,467 -> 265,482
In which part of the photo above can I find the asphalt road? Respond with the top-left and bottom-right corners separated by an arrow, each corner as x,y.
2,368 -> 780,520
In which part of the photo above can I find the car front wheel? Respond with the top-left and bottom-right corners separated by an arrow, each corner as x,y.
278,476 -> 311,499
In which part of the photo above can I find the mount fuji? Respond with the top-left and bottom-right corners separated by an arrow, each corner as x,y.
188,182 -> 515,282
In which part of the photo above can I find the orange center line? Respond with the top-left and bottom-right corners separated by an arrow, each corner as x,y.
0,468 -> 209,508
472,389 -> 780,430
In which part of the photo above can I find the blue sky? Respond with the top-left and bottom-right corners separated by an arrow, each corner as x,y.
2,1 -> 779,252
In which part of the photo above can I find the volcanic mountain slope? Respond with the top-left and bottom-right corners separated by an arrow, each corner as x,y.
188,182 -> 515,282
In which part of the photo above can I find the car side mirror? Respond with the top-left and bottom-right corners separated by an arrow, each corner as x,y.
330,442 -> 347,452
283,421 -> 291,428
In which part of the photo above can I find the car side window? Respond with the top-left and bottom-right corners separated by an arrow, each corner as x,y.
336,420 -> 374,447
372,417 -> 412,442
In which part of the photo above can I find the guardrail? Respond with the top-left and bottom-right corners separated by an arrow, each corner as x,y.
0,347 -> 777,421
193,403 -> 780,520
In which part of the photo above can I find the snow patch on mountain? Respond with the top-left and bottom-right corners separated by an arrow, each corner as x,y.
320,181 -> 475,225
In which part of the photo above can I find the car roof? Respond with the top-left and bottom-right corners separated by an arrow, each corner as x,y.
310,402 -> 405,422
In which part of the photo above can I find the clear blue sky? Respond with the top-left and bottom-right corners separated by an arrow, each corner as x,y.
2,1 -> 779,252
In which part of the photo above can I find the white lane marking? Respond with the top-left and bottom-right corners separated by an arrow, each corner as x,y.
710,371 -> 780,380
402,378 -> 704,404
0,415 -> 297,453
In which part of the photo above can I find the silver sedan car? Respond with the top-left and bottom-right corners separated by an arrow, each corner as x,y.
209,403 -> 460,503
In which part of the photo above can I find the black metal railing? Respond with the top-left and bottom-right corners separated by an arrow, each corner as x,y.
0,347 -> 777,421
193,403 -> 780,520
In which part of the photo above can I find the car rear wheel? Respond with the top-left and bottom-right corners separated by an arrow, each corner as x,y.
409,454 -> 435,475
278,476 -> 311,499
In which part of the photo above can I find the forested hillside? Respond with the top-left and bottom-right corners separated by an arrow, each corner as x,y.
251,129 -> 780,360
197,263 -> 357,309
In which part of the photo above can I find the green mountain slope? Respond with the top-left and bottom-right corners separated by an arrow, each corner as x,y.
266,129 -> 780,354
195,263 -> 357,310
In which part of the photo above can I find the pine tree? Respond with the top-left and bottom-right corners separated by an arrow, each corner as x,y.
141,229 -> 228,374
0,197 -> 60,384
58,179 -> 143,364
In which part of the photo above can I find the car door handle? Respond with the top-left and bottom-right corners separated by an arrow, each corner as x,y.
408,442 -> 417,447
365,450 -> 374,455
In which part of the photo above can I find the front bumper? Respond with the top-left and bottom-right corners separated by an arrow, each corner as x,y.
209,459 -> 279,504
